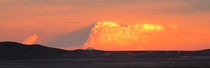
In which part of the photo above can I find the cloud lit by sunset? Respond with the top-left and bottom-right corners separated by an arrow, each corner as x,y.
83,21 -> 210,51
84,22 -> 167,50
22,34 -> 38,45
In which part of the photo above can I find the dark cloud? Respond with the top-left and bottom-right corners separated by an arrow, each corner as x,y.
190,0 -> 210,11
45,24 -> 94,48
1,0 -> 209,13
164,0 -> 210,13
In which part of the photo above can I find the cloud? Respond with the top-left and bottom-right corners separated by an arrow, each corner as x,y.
1,0 -> 209,14
45,24 -> 94,48
158,0 -> 210,13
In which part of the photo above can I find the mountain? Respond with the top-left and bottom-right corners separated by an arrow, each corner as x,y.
0,41 -> 210,59
0,41 -> 69,59
200,49 -> 210,52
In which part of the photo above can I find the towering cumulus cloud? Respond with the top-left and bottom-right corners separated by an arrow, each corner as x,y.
22,34 -> 38,45
84,22 -> 165,50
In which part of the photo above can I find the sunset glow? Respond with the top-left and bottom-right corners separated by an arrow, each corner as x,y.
0,0 -> 210,50
22,34 -> 38,45
84,22 -> 167,50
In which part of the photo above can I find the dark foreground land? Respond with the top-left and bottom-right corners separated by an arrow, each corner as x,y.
0,58 -> 210,68
0,42 -> 210,68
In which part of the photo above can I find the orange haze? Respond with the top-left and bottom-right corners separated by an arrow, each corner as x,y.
0,0 -> 210,50
22,34 -> 38,45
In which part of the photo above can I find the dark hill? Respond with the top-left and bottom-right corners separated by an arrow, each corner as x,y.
0,41 -> 69,59
0,41 -> 210,59
199,49 -> 210,52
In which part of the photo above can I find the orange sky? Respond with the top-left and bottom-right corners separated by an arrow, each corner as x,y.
0,0 -> 210,50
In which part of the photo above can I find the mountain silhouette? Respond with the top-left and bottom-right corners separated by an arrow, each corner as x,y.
0,41 -> 210,59
0,41 -> 68,59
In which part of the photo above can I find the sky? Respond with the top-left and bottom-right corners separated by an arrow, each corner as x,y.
0,0 -> 210,50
